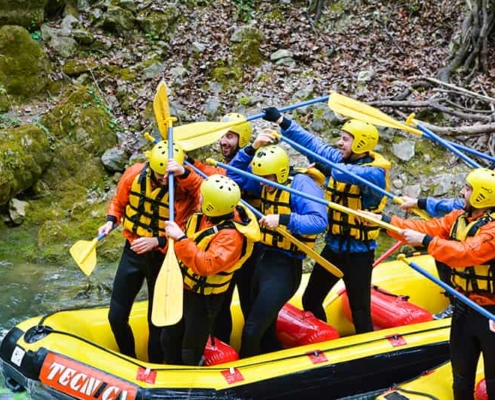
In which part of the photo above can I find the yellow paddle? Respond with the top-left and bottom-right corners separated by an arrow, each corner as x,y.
153,82 -> 171,140
328,91 -> 484,169
328,91 -> 423,136
70,231 -> 109,276
151,81 -> 183,327
172,95 -> 331,151
173,121 -> 248,151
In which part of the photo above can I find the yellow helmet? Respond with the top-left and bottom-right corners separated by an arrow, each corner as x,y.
251,145 -> 290,184
221,113 -> 252,148
149,140 -> 185,174
341,119 -> 379,154
201,174 -> 241,217
466,168 -> 495,208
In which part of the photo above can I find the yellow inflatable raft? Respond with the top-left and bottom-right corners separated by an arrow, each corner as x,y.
376,359 -> 486,399
0,254 -> 452,399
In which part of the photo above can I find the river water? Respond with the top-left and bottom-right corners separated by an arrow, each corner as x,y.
0,239 -> 120,399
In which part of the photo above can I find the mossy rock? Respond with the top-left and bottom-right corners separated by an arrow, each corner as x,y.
98,6 -> 136,36
0,124 -> 53,206
136,8 -> 180,39
0,25 -> 52,99
13,84 -> 122,263
0,1 -> 45,29
62,59 -> 98,77
33,209 -> 125,266
232,39 -> 263,67
210,67 -> 243,87
38,85 -> 117,155
119,67 -> 137,81
0,92 -> 10,112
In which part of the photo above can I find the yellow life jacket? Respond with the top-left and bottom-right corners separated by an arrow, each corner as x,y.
181,204 -> 259,295
293,166 -> 326,186
324,151 -> 390,241
122,166 -> 169,237
259,176 -> 317,253
450,211 -> 495,296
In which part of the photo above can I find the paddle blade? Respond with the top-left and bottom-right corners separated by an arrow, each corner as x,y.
151,240 -> 183,326
70,238 -> 98,276
153,81 -> 170,138
174,121 -> 238,151
328,91 -> 422,136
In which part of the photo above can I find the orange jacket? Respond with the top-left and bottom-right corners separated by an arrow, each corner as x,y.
107,163 -> 202,249
174,209 -> 245,277
388,210 -> 495,268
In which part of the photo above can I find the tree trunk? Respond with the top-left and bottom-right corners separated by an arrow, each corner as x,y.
437,0 -> 495,82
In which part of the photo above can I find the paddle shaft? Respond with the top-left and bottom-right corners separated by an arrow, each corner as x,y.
399,256 -> 495,322
168,125 -> 175,221
373,240 -> 403,267
248,96 -> 329,121
151,82 -> 183,327
275,133 -> 431,221
414,123 -> 482,168
207,159 -> 401,233
185,161 -> 343,278
449,140 -> 495,164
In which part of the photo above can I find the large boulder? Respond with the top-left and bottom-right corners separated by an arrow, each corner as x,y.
0,124 -> 53,206
0,0 -> 46,28
0,25 -> 52,100
38,85 -> 118,189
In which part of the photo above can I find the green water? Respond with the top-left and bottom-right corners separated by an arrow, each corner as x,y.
0,248 -> 118,398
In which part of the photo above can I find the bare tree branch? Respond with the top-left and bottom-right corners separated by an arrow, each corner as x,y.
423,76 -> 495,103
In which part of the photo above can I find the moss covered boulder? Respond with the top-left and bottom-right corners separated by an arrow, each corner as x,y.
0,83 -> 120,264
39,85 -> 117,157
23,84 -> 121,263
0,25 -> 52,99
230,26 -> 264,67
0,0 -> 46,29
136,7 -> 180,40
0,124 -> 53,206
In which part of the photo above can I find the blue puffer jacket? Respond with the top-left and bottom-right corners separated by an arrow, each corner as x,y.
422,197 -> 464,218
282,119 -> 390,253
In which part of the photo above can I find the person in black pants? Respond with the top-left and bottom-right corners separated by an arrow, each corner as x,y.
367,168 -> 495,399
262,107 -> 391,333
186,112 -> 258,345
303,247 -> 374,324
160,174 -> 260,365
98,140 -> 202,363
227,133 -> 328,357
